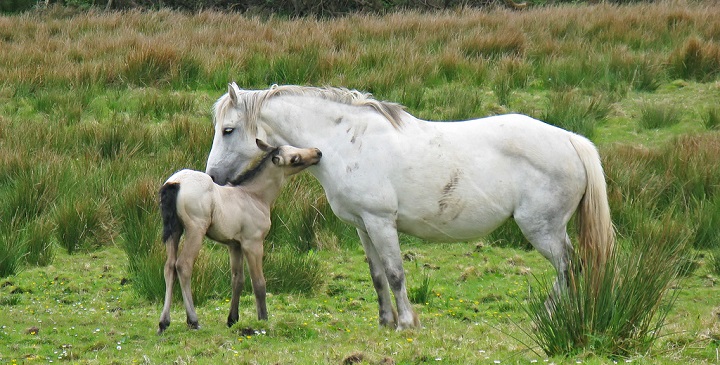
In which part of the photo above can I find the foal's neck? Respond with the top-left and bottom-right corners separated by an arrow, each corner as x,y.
229,152 -> 286,205
238,168 -> 286,205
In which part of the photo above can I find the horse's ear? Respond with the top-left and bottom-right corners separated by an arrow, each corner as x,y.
256,139 -> 273,152
228,82 -> 238,104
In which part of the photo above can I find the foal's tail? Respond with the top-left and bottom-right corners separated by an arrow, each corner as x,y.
569,135 -> 615,268
159,182 -> 183,244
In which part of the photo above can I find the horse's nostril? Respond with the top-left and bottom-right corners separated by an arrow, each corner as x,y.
316,150 -> 323,158
209,175 -> 217,183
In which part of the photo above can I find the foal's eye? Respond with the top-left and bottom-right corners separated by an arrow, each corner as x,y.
222,128 -> 234,136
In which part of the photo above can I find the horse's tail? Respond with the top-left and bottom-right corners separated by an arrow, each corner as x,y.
569,134 -> 615,268
159,182 -> 183,244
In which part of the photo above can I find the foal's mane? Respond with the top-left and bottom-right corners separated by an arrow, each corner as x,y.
213,85 -> 406,135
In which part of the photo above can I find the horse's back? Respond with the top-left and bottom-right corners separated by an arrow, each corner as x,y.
389,114 -> 589,241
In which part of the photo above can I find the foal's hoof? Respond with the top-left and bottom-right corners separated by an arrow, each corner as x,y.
227,317 -> 238,328
187,320 -> 200,330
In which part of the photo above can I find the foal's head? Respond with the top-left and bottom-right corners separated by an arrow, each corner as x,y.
228,139 -> 322,185
258,139 -> 322,175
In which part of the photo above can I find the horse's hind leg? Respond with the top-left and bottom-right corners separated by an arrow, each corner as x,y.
243,239 -> 267,320
227,243 -> 245,327
514,214 -> 574,313
357,228 -> 397,328
158,231 -> 181,334
175,225 -> 205,329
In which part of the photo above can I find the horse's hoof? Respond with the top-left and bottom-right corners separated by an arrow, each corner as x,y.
187,321 -> 200,330
158,321 -> 170,335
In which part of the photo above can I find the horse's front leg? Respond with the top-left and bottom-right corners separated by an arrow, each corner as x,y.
361,215 -> 419,330
227,243 -> 245,328
243,240 -> 268,321
357,228 -> 396,328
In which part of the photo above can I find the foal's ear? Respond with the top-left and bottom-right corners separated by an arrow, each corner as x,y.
256,139 -> 273,152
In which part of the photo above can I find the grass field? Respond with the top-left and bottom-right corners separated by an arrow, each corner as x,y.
1,1 -> 720,363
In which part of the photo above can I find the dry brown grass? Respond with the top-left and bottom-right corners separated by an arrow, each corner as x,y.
1,1 -> 718,95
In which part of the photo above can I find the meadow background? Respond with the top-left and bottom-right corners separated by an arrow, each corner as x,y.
1,1 -> 720,363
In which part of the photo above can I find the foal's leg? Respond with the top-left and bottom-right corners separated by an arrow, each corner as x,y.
361,215 -> 419,330
175,225 -> 205,329
227,243 -> 245,327
243,240 -> 267,320
357,228 -> 396,328
158,232 -> 181,334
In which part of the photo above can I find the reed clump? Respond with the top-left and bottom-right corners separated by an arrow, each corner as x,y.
524,216 -> 689,358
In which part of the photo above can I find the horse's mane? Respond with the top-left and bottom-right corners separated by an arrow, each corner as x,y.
213,85 -> 406,135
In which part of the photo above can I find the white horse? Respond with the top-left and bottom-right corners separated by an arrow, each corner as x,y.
157,139 -> 322,334
205,83 -> 615,330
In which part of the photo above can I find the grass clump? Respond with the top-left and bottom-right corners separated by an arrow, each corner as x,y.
523,218 -> 689,358
55,198 -> 114,254
0,229 -> 26,278
491,56 -> 531,106
541,90 -> 611,139
460,30 -> 525,60
408,268 -> 434,305
702,106 -> 720,130
709,248 -> 720,276
21,217 -> 55,267
638,101 -> 681,130
264,246 -> 327,295
669,37 -> 720,82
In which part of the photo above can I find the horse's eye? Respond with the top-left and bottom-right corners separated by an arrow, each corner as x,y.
223,128 -> 234,136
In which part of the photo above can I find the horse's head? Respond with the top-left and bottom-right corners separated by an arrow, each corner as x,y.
206,82 -> 264,184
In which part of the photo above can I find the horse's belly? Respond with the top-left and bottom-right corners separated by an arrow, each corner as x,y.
396,210 -> 509,242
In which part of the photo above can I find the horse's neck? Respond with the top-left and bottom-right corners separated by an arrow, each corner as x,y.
236,168 -> 286,205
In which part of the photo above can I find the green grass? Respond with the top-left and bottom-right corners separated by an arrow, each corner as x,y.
1,242 -> 718,364
1,2 -> 720,363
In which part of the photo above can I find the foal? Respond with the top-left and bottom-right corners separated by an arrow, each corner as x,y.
157,139 -> 322,334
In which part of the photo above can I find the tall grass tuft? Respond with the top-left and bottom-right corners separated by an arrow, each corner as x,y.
0,228 -> 26,278
264,246 -> 327,294
523,215 -> 689,357
638,101 -> 681,130
22,217 -> 55,267
709,248 -> 720,276
408,267 -> 434,305
124,43 -> 203,88
267,174 -> 355,251
541,90 -> 611,139
492,56 -> 531,106
54,198 -> 114,254
120,177 -> 165,300
702,106 -> 720,130
668,37 -> 720,82
461,30 -> 525,60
